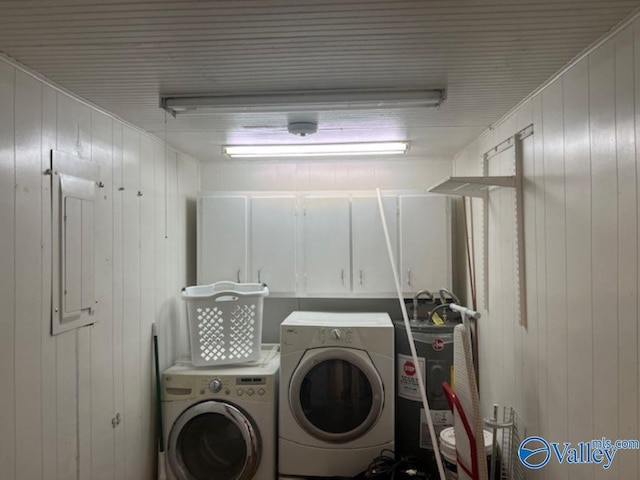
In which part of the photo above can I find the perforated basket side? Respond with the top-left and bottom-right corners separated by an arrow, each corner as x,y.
227,302 -> 258,360
185,295 -> 263,367
191,303 -> 227,364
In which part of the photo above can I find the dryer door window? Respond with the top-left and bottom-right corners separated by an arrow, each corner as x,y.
168,401 -> 261,480
290,348 -> 384,443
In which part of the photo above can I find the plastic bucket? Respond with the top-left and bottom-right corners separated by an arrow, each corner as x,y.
439,427 -> 493,480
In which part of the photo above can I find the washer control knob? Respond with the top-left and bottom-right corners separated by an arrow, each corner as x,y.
258,388 -> 266,396
331,328 -> 342,340
209,378 -> 223,393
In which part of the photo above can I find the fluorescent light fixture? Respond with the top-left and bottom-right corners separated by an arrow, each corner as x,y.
161,89 -> 444,116
224,142 -> 408,158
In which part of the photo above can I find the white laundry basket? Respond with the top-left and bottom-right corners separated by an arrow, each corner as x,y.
182,281 -> 269,367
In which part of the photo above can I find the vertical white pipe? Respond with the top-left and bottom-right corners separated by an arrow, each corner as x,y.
375,189 -> 446,480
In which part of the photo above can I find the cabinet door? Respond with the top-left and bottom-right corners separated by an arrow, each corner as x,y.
351,196 -> 398,294
399,195 -> 451,293
303,196 -> 351,295
198,196 -> 247,284
250,196 -> 297,293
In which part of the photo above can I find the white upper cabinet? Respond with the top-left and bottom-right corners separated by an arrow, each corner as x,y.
197,191 -> 451,297
302,196 -> 351,295
198,196 -> 248,284
351,195 -> 398,294
250,196 -> 297,294
399,194 -> 451,294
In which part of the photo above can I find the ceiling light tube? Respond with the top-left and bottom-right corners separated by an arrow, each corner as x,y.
161,89 -> 444,116
223,142 -> 408,158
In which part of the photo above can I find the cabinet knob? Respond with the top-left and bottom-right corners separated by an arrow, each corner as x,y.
407,269 -> 412,286
236,269 -> 241,283
341,269 -> 345,285
258,269 -> 262,283
359,269 -> 363,285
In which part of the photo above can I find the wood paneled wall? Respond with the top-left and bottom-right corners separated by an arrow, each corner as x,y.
454,19 -> 640,480
199,157 -> 452,192
0,58 -> 199,480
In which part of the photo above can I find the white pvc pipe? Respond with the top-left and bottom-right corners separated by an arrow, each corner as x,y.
449,303 -> 481,330
375,189 -> 446,480
448,303 -> 481,320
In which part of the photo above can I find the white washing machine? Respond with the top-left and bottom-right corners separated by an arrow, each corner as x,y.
162,345 -> 279,480
279,312 -> 394,478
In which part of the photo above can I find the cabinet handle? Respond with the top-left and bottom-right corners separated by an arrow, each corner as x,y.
407,269 -> 412,287
237,269 -> 241,283
359,269 -> 363,285
258,269 -> 262,283
341,269 -> 345,286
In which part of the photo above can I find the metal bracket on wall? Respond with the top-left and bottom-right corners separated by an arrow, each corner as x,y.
428,124 -> 532,328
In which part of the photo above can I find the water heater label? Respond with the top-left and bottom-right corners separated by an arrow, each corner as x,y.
397,353 -> 426,401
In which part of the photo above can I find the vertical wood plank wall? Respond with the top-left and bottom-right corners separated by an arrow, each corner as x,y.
453,19 -> 640,480
199,157 -> 452,193
0,58 -> 199,480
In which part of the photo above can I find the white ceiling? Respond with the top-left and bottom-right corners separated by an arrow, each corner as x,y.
1,0 -> 638,162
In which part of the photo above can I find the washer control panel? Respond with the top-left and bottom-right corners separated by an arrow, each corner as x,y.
164,373 -> 274,402
320,327 -> 354,344
199,374 -> 272,400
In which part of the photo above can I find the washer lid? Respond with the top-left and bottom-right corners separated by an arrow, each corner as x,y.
168,401 -> 261,480
289,347 -> 384,443
282,311 -> 392,327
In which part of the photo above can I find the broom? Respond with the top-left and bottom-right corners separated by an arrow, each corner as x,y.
152,323 -> 167,480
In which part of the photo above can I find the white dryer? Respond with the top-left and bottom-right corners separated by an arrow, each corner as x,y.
162,345 -> 279,480
279,312 -> 394,478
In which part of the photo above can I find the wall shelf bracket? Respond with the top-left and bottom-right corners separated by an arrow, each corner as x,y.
428,175 -> 515,197
427,124 -> 532,328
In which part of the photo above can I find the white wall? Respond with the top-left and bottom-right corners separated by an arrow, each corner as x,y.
454,17 -> 640,480
0,57 -> 199,480
200,157 -> 452,192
